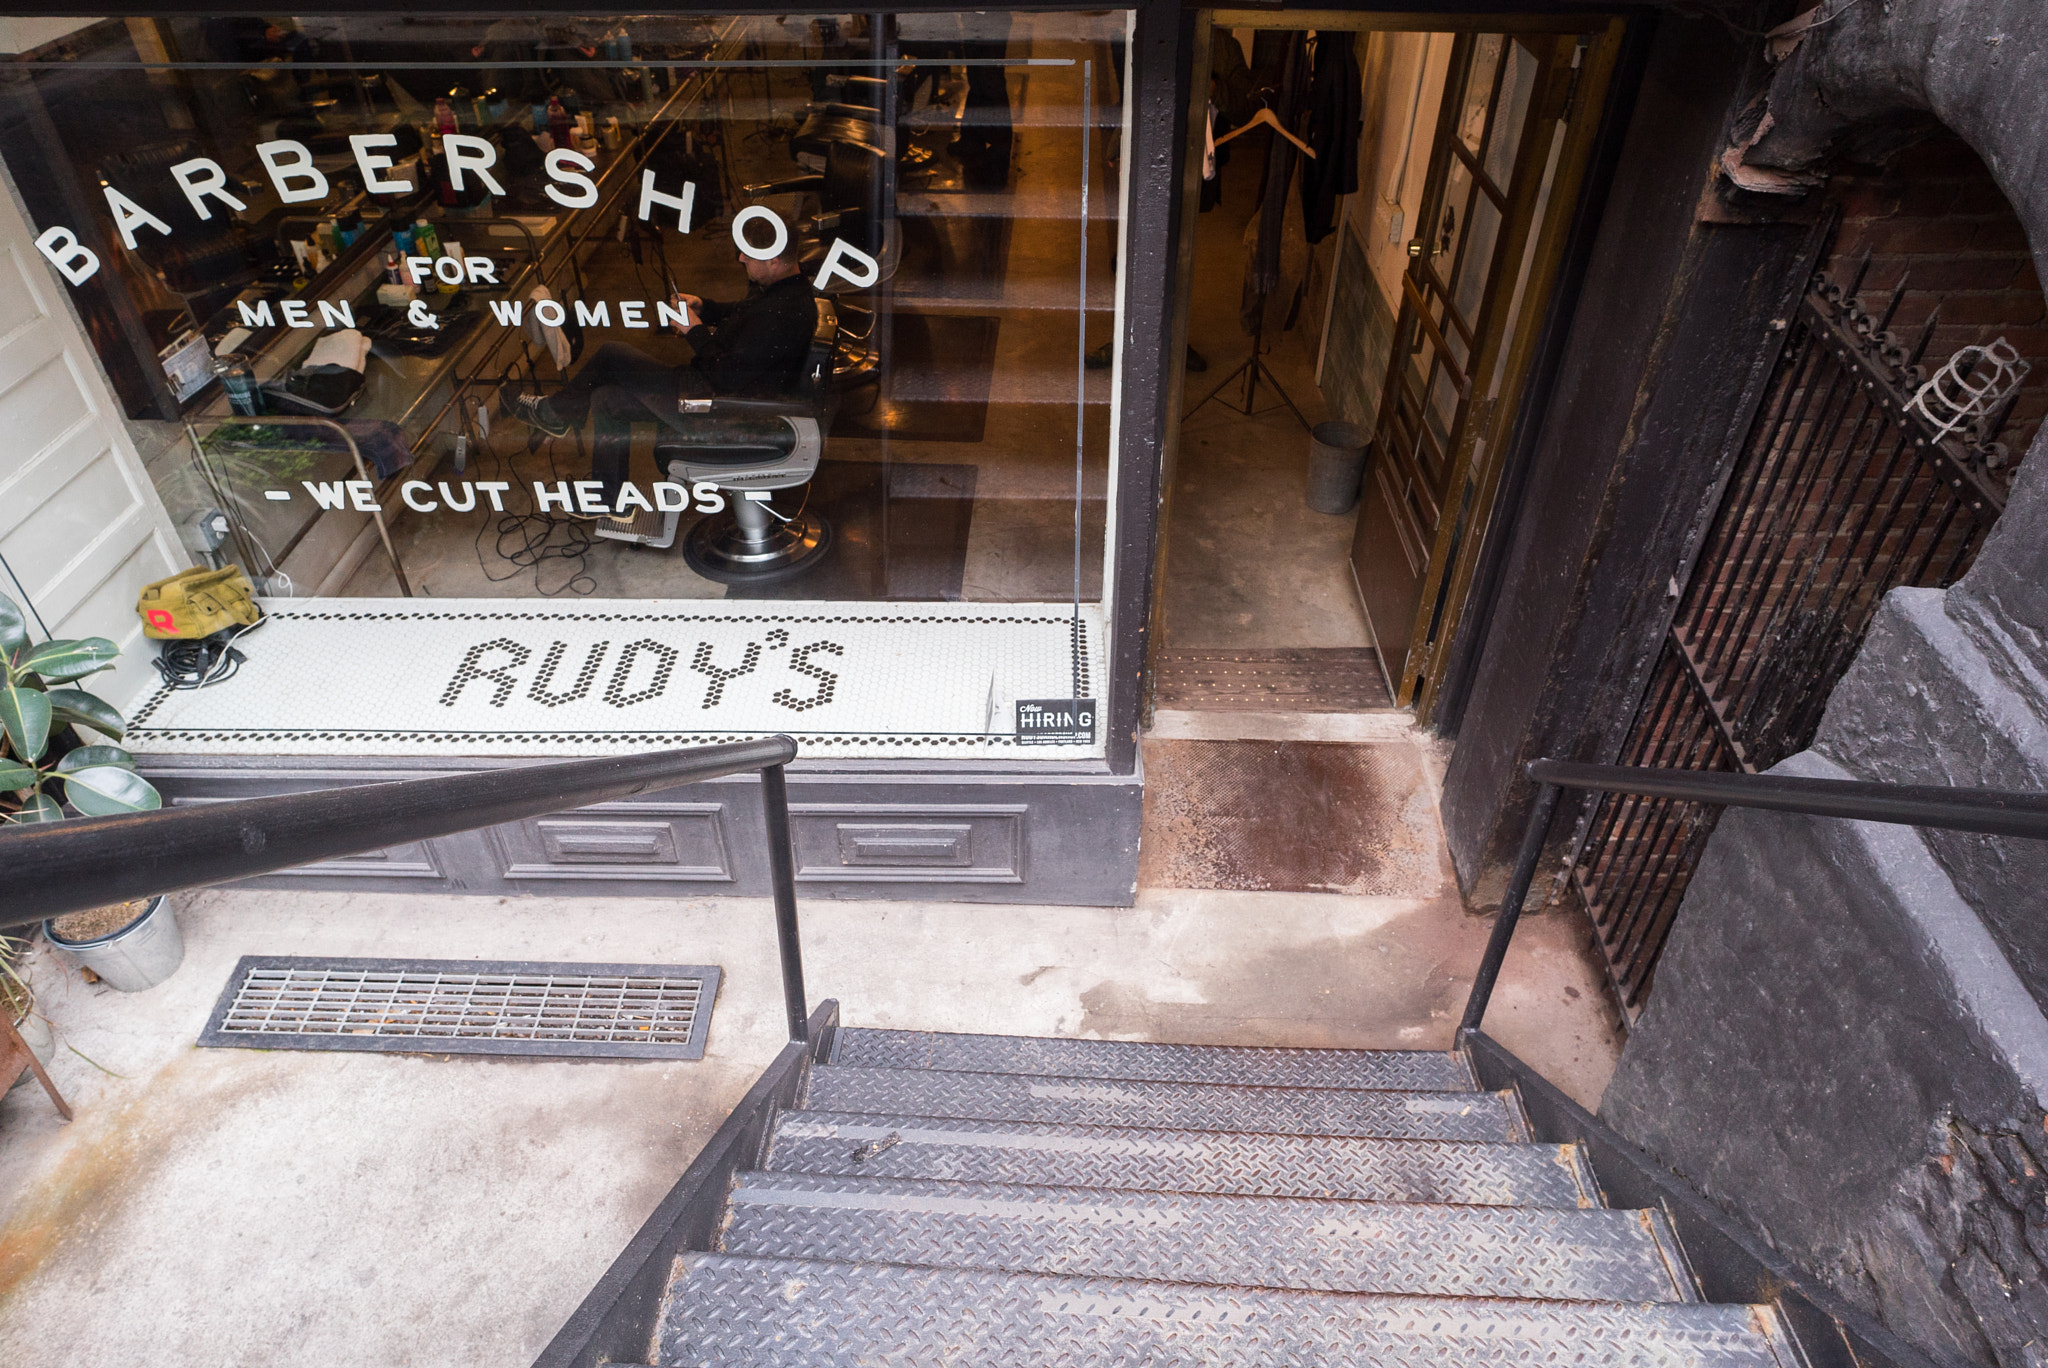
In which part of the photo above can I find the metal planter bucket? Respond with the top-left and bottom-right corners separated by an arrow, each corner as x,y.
44,895 -> 184,993
1306,421 -> 1371,515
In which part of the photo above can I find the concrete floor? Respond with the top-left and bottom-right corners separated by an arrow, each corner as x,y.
0,867 -> 1621,1366
1161,129 -> 1374,652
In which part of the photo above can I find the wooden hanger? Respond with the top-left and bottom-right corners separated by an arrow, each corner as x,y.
1212,106 -> 1316,159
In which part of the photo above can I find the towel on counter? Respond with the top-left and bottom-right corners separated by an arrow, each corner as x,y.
524,285 -> 573,372
305,328 -> 373,372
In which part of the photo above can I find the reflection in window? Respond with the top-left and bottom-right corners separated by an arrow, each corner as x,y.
1,12 -> 1125,606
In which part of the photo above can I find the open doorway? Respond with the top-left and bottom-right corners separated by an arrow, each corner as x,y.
1152,15 -> 1622,718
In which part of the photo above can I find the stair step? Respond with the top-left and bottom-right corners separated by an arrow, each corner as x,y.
717,1172 -> 1695,1302
803,1065 -> 1528,1140
658,1255 -> 1800,1367
766,1111 -> 1599,1207
828,1027 -> 1478,1091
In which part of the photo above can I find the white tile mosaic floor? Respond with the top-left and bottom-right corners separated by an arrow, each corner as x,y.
124,598 -> 1106,760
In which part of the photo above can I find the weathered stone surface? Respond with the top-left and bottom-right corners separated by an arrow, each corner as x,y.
1601,752 -> 2048,1367
1950,481 -> 2048,711
1812,590 -> 2048,1013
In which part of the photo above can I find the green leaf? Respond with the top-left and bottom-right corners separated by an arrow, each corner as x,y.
45,688 -> 125,741
0,760 -> 34,790
56,744 -> 135,773
19,638 -> 118,682
8,792 -> 62,823
0,594 -> 26,661
0,679 -> 51,761
58,765 -> 160,816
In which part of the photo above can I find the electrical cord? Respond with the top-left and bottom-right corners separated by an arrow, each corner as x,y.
470,391 -> 599,596
153,614 -> 266,690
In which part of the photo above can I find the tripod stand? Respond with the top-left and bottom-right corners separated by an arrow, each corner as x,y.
1183,301 -> 1311,430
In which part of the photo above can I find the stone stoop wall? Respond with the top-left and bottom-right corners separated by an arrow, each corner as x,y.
1602,717 -> 2048,1367
1602,2 -> 2048,1365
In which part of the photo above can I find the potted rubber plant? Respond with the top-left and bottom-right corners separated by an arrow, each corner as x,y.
1,590 -> 185,991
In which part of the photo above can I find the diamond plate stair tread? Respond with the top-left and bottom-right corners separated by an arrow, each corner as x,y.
803,1065 -> 1527,1140
767,1111 -> 1596,1207
658,1255 -> 1800,1368
718,1172 -> 1690,1302
829,1027 -> 1477,1091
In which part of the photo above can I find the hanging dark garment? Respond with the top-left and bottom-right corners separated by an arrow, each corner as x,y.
1242,30 -> 1309,328
1301,32 -> 1362,243
1202,30 -> 1252,213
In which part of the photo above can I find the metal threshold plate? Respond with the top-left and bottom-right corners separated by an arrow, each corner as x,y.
198,956 -> 721,1060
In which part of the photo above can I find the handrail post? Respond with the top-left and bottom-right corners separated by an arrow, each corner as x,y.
759,763 -> 809,1043
1459,781 -> 1563,1038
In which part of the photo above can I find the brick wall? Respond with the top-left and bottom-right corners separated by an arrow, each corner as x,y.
1824,133 -> 2046,458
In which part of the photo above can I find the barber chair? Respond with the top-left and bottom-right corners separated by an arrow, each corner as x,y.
748,153 -> 899,291
598,298 -> 842,583
791,75 -> 889,166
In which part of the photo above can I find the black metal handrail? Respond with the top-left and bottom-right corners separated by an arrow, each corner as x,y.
0,737 -> 816,1042
1460,758 -> 2048,1035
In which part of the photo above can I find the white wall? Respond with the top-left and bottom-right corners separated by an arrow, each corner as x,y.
0,18 -> 102,54
0,166 -> 188,714
1362,32 -> 1452,307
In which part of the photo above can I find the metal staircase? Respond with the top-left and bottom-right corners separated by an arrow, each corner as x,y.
649,1026 -> 1803,1367
12,743 -> 2010,1368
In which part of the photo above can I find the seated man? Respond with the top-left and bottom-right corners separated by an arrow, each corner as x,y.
513,221 -> 817,513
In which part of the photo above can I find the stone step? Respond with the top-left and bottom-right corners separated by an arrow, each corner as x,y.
658,1255 -> 1802,1368
716,1172 -> 1695,1302
766,1110 -> 1598,1207
802,1065 -> 1528,1141
828,1026 -> 1478,1091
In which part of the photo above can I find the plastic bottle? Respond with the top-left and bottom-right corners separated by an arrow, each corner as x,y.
546,96 -> 574,152
434,97 -> 457,135
412,218 -> 441,260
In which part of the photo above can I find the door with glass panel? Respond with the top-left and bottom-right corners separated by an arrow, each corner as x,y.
1352,30 -> 1584,710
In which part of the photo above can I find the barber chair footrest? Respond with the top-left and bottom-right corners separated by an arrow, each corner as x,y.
594,507 -> 681,549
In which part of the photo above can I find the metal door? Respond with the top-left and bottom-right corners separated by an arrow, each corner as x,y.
1352,32 -> 1579,706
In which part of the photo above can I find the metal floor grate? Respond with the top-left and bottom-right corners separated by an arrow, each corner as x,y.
198,957 -> 721,1059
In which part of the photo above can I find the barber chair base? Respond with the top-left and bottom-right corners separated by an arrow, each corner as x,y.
683,502 -> 832,583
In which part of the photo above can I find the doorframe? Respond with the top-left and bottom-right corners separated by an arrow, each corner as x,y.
1146,5 -> 1629,727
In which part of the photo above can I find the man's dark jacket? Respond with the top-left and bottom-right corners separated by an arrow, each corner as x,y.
687,272 -> 818,397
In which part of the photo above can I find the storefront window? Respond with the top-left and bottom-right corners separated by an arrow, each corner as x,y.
0,13 -> 1124,759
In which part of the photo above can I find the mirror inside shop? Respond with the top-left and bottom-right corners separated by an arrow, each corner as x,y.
5,13 -> 1121,603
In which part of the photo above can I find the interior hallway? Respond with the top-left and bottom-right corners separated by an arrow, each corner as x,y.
1159,124 -> 1374,654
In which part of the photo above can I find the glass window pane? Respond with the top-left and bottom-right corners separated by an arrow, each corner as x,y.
0,10 -> 1125,611
1482,40 -> 1539,192
1456,34 -> 1503,155
0,9 -> 1131,761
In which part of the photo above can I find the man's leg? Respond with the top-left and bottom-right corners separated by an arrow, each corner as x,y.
586,363 -> 685,508
533,342 -> 674,429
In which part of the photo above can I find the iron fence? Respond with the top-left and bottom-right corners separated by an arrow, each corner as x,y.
1571,266 -> 2019,1017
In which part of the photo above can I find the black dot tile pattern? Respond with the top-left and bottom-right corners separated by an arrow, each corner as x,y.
125,601 -> 1104,759
605,640 -> 680,708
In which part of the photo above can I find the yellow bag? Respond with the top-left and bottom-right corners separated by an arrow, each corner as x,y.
138,565 -> 260,640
